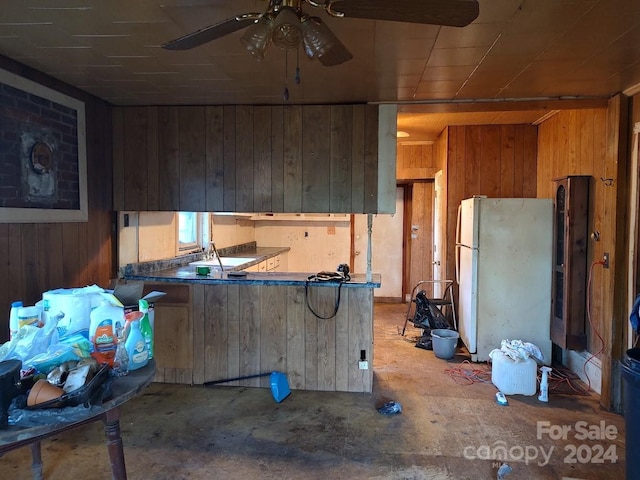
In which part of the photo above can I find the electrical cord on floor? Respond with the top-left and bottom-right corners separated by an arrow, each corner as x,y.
541,366 -> 591,395
444,360 -> 491,385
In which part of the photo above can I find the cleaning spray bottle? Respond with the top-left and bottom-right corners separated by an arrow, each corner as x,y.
138,299 -> 154,359
538,366 -> 552,402
124,312 -> 149,371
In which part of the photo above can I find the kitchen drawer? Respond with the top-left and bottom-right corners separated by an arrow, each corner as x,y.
259,261 -> 267,272
267,257 -> 276,271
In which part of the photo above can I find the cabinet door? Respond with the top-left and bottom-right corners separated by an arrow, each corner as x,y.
145,283 -> 193,384
551,176 -> 590,350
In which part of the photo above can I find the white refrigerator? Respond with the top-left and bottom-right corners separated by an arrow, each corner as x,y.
455,196 -> 553,364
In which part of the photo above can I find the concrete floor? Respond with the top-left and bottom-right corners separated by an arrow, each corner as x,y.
0,303 -> 626,479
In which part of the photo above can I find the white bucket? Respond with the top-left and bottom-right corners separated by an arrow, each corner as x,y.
431,329 -> 459,359
491,350 -> 537,395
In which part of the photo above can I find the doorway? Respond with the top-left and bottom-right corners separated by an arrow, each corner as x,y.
353,188 -> 404,301
403,180 -> 436,300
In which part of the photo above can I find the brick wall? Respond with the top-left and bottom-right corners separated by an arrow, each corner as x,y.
0,81 -> 79,209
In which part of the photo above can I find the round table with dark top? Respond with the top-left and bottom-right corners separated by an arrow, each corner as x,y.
0,360 -> 155,480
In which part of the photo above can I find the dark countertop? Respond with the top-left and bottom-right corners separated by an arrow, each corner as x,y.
123,244 -> 381,288
122,244 -> 289,277
125,269 -> 381,288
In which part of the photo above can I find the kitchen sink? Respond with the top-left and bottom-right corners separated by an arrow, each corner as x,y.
189,257 -> 256,268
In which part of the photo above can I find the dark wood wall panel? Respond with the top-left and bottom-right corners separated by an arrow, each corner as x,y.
330,105 -> 353,212
363,104 -> 379,213
158,107 -> 180,211
123,108 -> 149,210
254,106 -> 273,213
179,106 -> 206,212
444,124 -> 538,285
223,106 -> 237,211
302,106 -> 331,212
113,104 -> 382,214
283,106 -> 303,212
0,55 -> 114,343
235,106 -> 254,212
350,106 -> 366,213
270,106 -> 285,213
205,106 -> 224,212
146,107 -> 159,210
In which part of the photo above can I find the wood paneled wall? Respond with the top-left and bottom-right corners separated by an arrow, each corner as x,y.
536,100 -> 629,411
0,56 -> 114,343
444,124 -> 538,283
113,105 -> 385,214
536,108 -> 609,356
396,143 -> 437,181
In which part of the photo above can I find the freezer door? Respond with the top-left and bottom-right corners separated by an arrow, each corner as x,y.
458,197 -> 480,248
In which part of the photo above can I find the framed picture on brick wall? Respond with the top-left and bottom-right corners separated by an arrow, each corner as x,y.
0,67 -> 87,222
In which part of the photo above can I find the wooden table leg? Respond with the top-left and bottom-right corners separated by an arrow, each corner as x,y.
30,442 -> 43,480
103,407 -> 127,480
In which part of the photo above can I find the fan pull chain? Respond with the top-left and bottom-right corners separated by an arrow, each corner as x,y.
283,50 -> 289,101
295,47 -> 301,85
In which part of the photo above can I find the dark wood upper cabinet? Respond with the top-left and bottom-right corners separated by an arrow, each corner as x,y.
551,175 -> 590,350
112,104 -> 396,214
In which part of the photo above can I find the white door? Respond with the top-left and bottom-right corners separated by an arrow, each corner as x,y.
354,188 -> 404,299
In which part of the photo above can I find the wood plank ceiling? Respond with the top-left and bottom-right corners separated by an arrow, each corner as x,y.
1,0 -> 639,141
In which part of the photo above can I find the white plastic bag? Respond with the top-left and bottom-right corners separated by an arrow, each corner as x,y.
489,339 -> 544,363
0,313 -> 60,364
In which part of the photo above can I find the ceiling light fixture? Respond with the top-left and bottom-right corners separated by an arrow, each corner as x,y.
239,0 -> 352,66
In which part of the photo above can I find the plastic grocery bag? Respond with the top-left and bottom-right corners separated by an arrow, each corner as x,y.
0,315 -> 60,365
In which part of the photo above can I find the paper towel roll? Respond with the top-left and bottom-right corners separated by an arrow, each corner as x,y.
42,289 -> 94,337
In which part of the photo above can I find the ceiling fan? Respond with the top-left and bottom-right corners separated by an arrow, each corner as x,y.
162,0 -> 480,66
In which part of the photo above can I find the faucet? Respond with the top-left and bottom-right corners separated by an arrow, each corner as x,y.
208,241 -> 224,271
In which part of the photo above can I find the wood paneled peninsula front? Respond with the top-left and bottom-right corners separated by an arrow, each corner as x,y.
125,262 -> 380,394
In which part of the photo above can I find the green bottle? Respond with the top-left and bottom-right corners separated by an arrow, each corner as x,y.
138,299 -> 154,359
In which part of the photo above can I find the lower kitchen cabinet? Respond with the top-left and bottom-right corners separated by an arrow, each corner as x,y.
144,282 -> 194,384
147,280 -> 374,392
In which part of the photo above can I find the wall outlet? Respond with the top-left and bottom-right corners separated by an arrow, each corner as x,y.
359,361 -> 369,370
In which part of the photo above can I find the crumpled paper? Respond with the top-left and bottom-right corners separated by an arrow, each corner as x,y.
489,339 -> 544,363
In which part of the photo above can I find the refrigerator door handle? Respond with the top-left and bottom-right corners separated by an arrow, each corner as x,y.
456,204 -> 462,246
455,244 -> 460,284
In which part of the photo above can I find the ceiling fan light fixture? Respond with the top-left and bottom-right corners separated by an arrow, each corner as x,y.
240,15 -> 274,60
271,7 -> 303,50
301,16 -> 334,59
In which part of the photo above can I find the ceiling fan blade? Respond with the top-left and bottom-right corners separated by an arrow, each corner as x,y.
330,0 -> 479,27
162,15 -> 259,51
318,41 -> 353,66
316,29 -> 353,66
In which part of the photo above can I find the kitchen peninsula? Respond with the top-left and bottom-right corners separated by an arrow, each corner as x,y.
123,247 -> 380,394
